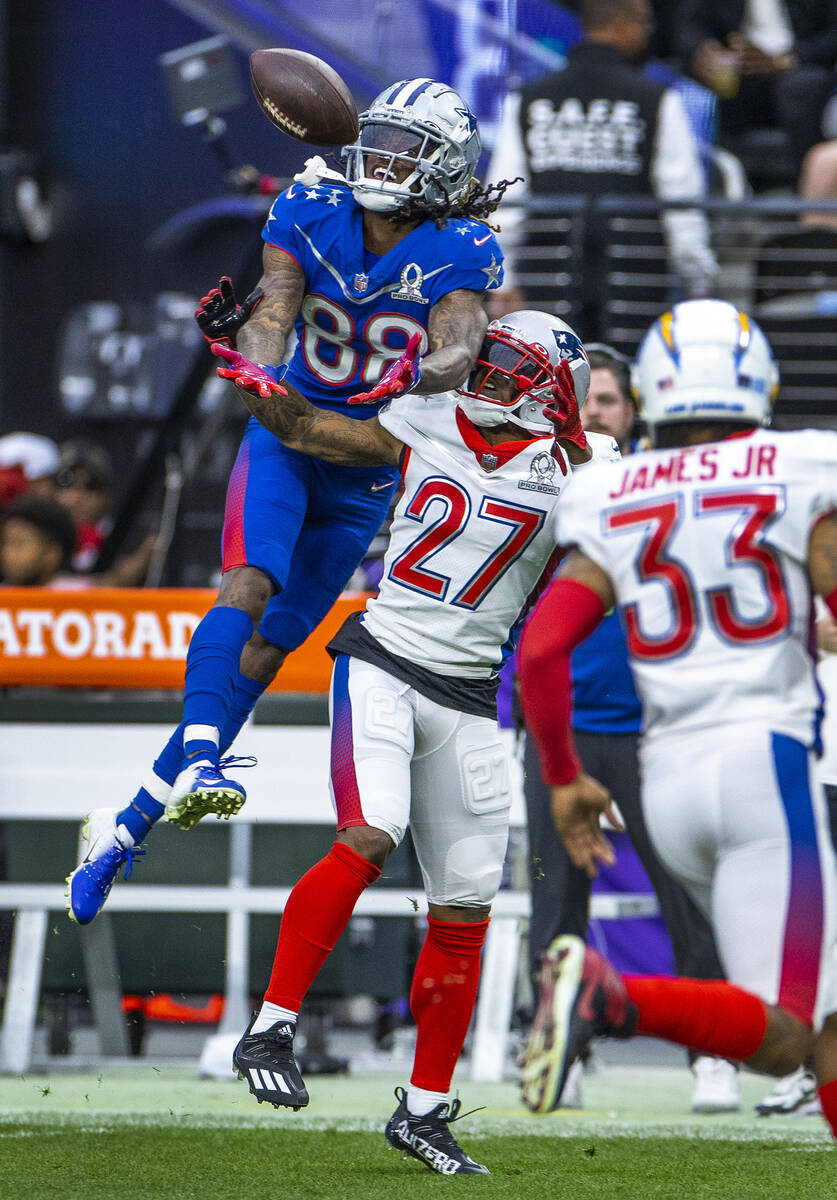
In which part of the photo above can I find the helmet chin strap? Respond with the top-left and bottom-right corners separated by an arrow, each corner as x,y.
457,394 -> 509,428
457,393 -> 549,435
353,186 -> 405,213
295,157 -> 407,213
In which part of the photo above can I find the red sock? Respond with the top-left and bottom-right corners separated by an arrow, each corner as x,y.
264,841 -> 380,1010
624,976 -> 768,1062
819,1078 -> 837,1139
409,916 -> 490,1092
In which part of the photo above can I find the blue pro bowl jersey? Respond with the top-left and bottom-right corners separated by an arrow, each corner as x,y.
262,182 -> 504,412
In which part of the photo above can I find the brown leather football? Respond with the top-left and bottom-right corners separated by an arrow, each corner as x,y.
249,49 -> 359,146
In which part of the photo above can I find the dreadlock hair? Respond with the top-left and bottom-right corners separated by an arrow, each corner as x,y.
386,176 -> 523,230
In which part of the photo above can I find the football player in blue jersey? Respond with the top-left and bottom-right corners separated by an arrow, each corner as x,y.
67,78 -> 513,925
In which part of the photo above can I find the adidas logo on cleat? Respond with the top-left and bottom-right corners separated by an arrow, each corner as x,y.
232,1013 -> 309,1111
247,1066 -> 293,1097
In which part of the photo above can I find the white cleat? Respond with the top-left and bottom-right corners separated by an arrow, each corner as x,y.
691,1056 -> 741,1113
755,1067 -> 822,1117
66,808 -> 145,925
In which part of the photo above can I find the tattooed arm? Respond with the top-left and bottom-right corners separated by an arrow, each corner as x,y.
221,357 -> 404,467
235,244 -> 305,364
413,289 -> 487,394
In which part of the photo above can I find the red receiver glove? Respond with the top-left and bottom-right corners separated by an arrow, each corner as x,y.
543,358 -> 589,457
347,331 -> 422,405
212,342 -> 288,399
195,276 -> 264,347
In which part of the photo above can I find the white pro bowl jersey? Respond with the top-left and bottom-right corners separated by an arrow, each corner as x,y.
364,393 -> 619,678
553,428 -> 837,746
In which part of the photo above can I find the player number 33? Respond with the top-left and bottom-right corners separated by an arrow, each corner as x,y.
606,487 -> 791,659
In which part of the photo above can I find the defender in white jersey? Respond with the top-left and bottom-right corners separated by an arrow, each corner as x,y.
214,310 -> 617,1173
517,299 -> 837,1138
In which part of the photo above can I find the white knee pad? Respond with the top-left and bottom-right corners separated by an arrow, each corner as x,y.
457,729 -> 512,816
426,832 -> 508,907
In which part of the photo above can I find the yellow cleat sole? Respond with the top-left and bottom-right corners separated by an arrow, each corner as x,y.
164,789 -> 246,831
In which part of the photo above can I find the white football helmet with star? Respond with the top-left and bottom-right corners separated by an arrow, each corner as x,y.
458,310 -> 590,435
341,78 -> 481,213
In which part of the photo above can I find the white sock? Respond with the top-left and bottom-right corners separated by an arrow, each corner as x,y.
251,1001 -> 299,1034
115,823 -> 136,848
407,1085 -> 449,1115
140,771 -> 172,804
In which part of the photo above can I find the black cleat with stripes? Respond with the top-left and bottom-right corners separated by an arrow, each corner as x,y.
384,1087 -> 489,1175
233,1013 -> 310,1110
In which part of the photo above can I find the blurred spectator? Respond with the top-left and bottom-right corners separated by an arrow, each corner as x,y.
0,432 -> 60,507
681,0 -> 837,173
55,439 -> 157,586
582,344 -> 638,449
488,0 -> 717,338
799,141 -> 837,230
55,439 -> 113,572
0,494 -> 79,587
557,0 -> 686,63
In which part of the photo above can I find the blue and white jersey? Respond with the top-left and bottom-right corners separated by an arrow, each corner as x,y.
262,183 -> 504,412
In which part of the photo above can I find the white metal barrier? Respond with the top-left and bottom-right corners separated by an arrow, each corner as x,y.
0,721 -> 657,1080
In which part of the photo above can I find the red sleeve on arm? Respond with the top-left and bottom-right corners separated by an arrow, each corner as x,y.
826,586 -> 837,622
518,577 -> 607,785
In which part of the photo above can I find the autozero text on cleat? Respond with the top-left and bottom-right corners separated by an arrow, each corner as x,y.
384,1086 -> 488,1175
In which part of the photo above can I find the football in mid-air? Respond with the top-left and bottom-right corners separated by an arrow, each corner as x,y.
249,49 -> 359,146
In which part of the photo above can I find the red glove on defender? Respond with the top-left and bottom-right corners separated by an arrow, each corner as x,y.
544,358 -> 589,456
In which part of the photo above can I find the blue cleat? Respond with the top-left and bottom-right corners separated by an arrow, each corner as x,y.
66,808 -> 145,925
165,755 -> 255,831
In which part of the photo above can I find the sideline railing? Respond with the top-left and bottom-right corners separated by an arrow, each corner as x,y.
494,193 -> 837,417
0,718 -> 658,1083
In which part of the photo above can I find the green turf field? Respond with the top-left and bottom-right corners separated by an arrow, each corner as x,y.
1,1064 -> 831,1198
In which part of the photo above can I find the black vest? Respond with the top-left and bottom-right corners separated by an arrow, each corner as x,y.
516,42 -> 665,198
513,42 -> 667,320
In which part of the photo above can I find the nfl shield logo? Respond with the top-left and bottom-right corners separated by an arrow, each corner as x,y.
354,273 -> 369,294
481,452 -> 499,472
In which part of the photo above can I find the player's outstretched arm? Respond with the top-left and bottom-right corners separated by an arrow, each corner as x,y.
413,289 -> 488,394
235,244 -> 305,366
213,344 -> 403,467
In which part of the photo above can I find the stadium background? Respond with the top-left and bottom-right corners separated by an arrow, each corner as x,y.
1,1 -> 837,1180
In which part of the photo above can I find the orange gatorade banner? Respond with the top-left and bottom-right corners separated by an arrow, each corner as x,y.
0,588 -> 370,692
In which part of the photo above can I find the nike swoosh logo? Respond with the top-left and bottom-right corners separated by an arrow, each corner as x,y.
370,480 -> 396,492
473,233 -> 492,246
285,185 -> 298,198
